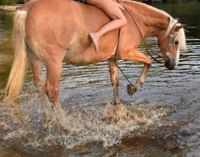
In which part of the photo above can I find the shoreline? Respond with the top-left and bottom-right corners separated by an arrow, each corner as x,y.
0,5 -> 21,11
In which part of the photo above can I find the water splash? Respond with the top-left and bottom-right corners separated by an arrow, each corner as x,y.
62,101 -> 171,148
0,91 -> 173,157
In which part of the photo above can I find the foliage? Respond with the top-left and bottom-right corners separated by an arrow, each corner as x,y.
0,0 -> 16,5
16,0 -> 27,4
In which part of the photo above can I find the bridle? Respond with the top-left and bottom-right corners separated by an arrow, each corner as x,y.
113,1 -> 154,85
113,1 -> 178,84
113,0 -> 162,85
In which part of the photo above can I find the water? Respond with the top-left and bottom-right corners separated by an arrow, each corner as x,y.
0,2 -> 200,157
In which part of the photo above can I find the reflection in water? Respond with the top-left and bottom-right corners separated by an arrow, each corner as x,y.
0,12 -> 13,89
0,2 -> 200,157
155,2 -> 200,38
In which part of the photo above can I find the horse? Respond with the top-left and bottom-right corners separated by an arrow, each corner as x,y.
4,0 -> 186,129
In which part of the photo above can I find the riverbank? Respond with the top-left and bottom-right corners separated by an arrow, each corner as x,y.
0,5 -> 21,11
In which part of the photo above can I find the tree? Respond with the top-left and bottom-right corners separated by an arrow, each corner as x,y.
0,0 -> 16,5
16,0 -> 27,4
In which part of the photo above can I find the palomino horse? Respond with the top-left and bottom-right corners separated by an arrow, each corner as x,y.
5,0 -> 186,128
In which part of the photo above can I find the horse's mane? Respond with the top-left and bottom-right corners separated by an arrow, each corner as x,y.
166,18 -> 187,50
123,0 -> 171,18
176,27 -> 187,50
123,0 -> 186,50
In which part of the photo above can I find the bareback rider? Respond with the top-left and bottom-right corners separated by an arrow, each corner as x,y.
76,0 -> 127,52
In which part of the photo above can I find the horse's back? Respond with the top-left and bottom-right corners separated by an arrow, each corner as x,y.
24,0 -> 118,64
25,0 -> 110,43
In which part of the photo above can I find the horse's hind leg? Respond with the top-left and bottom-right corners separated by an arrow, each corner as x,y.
45,58 -> 63,103
44,53 -> 68,130
28,53 -> 54,129
29,58 -> 44,93
27,45 -> 44,93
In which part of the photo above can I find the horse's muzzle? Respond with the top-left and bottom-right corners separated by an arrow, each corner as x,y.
164,53 -> 176,70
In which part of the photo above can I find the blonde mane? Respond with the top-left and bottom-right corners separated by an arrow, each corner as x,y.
123,0 -> 171,18
166,18 -> 187,50
176,28 -> 187,50
166,18 -> 178,36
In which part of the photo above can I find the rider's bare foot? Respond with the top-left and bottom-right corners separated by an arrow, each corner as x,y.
89,33 -> 99,53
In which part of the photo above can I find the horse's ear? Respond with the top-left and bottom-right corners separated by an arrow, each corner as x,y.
174,23 -> 184,32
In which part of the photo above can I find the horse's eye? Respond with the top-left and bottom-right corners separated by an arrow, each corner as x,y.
175,40 -> 179,45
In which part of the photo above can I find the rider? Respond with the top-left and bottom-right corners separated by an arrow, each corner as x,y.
85,0 -> 127,52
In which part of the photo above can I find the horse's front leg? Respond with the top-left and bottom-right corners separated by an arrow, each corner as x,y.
108,59 -> 121,105
119,49 -> 152,95
127,63 -> 151,95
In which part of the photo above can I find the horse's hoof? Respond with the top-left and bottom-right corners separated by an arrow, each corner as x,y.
114,99 -> 122,106
59,123 -> 68,133
127,84 -> 138,95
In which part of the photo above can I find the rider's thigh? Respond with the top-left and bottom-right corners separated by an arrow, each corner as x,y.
87,0 -> 125,20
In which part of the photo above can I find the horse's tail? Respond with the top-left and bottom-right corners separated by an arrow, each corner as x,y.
4,10 -> 28,101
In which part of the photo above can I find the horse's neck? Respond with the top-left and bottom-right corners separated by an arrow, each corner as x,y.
124,1 -> 170,37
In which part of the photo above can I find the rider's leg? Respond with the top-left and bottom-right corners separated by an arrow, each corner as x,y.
87,0 -> 127,52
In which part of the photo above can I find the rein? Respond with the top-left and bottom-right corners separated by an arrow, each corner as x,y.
114,26 -> 134,86
142,41 -> 163,64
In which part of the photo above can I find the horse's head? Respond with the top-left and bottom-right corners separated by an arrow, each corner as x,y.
157,20 -> 187,70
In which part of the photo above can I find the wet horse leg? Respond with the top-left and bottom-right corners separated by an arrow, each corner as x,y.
27,45 -> 44,92
127,64 -> 151,95
107,59 -> 131,127
45,55 -> 68,131
29,57 -> 54,127
119,49 -> 152,95
108,59 -> 121,105
29,58 -> 44,93
45,60 -> 62,103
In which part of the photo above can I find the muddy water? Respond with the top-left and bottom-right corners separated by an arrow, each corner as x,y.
0,2 -> 200,157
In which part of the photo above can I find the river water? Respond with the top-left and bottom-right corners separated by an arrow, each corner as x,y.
0,2 -> 200,157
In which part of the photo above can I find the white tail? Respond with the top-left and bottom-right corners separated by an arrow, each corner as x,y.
4,10 -> 28,101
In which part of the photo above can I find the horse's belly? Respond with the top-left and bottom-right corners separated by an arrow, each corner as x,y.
64,32 -> 116,65
64,47 -> 114,66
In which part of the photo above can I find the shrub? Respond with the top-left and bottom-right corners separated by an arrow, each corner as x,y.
0,0 -> 16,5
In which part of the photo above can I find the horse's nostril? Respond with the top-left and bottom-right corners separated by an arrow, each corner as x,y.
165,61 -> 174,70
164,55 -> 175,70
